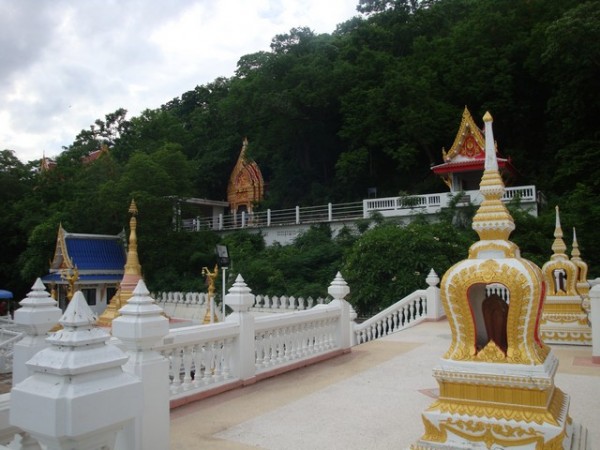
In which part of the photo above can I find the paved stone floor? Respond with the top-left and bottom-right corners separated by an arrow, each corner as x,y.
0,374 -> 11,395
170,320 -> 600,449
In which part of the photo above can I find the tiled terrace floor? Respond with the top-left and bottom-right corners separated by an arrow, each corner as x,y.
170,319 -> 600,450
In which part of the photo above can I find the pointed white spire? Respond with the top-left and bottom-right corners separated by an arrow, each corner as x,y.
483,111 -> 498,171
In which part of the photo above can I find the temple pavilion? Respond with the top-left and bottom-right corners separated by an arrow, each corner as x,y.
432,107 -> 517,194
42,225 -> 125,314
412,112 -> 589,449
227,137 -> 265,219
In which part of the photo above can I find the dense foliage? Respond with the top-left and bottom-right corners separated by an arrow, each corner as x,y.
2,0 -> 599,314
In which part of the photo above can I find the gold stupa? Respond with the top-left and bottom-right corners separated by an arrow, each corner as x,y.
412,112 -> 589,449
539,211 -> 591,345
97,199 -> 143,327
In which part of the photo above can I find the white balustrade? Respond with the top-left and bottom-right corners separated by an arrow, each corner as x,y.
158,322 -> 239,399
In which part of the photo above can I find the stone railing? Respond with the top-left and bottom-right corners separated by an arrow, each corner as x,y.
352,269 -> 441,345
363,185 -> 538,218
0,329 -> 23,374
155,274 -> 352,407
153,290 -> 331,322
1,271 -> 437,449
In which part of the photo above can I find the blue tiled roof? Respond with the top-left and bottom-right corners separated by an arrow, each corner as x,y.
65,236 -> 126,271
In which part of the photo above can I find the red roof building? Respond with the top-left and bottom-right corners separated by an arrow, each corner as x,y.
431,107 -> 516,192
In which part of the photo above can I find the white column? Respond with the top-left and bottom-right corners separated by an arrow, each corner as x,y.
225,275 -> 256,381
10,292 -> 142,450
425,269 -> 443,320
12,279 -> 62,385
590,284 -> 600,363
112,280 -> 170,450
327,272 -> 352,350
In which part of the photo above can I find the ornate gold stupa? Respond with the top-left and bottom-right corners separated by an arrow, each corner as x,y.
539,211 -> 591,345
97,199 -> 143,327
412,112 -> 589,449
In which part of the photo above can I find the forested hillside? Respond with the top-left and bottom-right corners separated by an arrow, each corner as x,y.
2,0 -> 599,312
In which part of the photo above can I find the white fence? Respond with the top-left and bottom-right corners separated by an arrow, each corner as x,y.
182,185 -> 538,232
0,271 -> 442,449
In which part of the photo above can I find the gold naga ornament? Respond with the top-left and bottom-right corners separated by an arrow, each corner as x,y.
539,210 -> 592,345
412,112 -> 589,450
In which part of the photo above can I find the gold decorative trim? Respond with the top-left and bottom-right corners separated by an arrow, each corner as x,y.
426,387 -> 566,426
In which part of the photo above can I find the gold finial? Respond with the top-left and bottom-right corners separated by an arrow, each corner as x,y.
571,227 -> 581,260
124,198 -> 142,276
483,111 -> 493,122
128,198 -> 138,216
551,206 -> 567,259
470,112 -> 515,245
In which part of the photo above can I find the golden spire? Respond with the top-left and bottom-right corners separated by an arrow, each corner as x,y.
571,227 -> 581,260
470,112 -> 515,244
124,199 -> 142,276
550,205 -> 567,260
97,199 -> 143,328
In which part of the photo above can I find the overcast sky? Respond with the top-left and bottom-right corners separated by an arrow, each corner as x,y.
1,0 -> 359,163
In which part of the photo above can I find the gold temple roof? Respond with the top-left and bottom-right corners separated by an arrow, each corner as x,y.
227,138 -> 265,213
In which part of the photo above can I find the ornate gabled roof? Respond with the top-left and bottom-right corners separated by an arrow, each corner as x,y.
227,138 -> 265,211
44,225 -> 126,282
445,106 -> 486,162
431,107 -> 515,176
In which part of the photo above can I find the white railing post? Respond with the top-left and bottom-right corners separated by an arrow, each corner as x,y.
327,272 -> 352,350
267,209 -> 271,226
296,206 -> 300,224
12,278 -> 62,385
328,203 -> 333,221
10,292 -> 142,450
241,211 -> 246,228
225,275 -> 256,382
112,280 -> 170,450
589,284 -> 600,363
425,269 -> 443,320
219,213 -> 223,230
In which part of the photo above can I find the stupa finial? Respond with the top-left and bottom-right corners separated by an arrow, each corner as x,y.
550,205 -> 567,259
470,112 -> 515,247
571,227 -> 581,260
124,198 -> 141,276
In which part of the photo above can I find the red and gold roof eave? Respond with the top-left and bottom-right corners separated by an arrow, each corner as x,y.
431,157 -> 516,175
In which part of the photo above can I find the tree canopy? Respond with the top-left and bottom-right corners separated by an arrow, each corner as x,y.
2,0 -> 599,313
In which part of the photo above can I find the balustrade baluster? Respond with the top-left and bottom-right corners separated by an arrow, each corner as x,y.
191,343 -> 202,387
202,342 -> 213,384
182,346 -> 193,389
171,348 -> 183,393
213,340 -> 223,381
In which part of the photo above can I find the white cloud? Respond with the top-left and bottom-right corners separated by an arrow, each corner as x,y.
0,0 -> 358,163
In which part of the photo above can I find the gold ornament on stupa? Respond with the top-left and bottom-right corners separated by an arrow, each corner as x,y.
412,112 -> 589,449
539,211 -> 592,345
97,199 -> 143,327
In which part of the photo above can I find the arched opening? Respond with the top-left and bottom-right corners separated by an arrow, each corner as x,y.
468,283 -> 510,353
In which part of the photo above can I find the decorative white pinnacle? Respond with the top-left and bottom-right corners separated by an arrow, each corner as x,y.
483,112 -> 498,171
328,272 -> 350,300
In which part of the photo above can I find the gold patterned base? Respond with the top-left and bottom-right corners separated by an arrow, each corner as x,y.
412,381 -> 578,450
